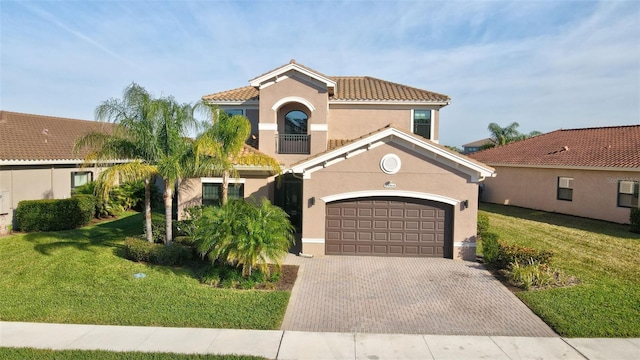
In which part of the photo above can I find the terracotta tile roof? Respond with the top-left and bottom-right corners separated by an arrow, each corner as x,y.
327,139 -> 351,150
331,77 -> 449,102
469,125 -> 640,168
202,63 -> 450,103
0,111 -> 114,162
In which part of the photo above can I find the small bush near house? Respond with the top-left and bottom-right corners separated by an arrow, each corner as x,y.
480,231 -> 500,264
144,212 -> 166,243
497,242 -> 554,269
198,262 -> 281,290
15,196 -> 95,232
506,259 -> 576,290
124,237 -> 192,266
477,213 -> 490,236
630,208 -> 640,234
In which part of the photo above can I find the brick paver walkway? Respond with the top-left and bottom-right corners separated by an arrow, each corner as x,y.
281,255 -> 557,336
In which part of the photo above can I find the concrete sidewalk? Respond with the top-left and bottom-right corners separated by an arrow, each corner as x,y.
1,322 -> 639,359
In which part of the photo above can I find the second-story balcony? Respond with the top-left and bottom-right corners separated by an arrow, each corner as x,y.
277,134 -> 310,154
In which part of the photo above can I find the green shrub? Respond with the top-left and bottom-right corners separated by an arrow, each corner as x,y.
477,213 -> 490,237
144,212 -> 166,244
123,237 -> 192,266
497,242 -> 553,269
15,197 -> 95,232
630,208 -> 640,234
481,231 -> 500,265
506,259 -> 574,290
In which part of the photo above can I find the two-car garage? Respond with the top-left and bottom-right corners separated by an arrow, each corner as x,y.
325,197 -> 453,258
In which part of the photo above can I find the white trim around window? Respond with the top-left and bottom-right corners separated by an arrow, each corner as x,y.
410,109 -> 435,142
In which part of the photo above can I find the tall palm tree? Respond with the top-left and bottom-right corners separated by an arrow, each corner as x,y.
484,122 -> 541,149
75,83 -> 160,242
192,106 -> 281,205
76,83 -> 198,245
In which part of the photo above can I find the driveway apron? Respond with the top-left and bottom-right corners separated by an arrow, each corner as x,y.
281,255 -> 557,336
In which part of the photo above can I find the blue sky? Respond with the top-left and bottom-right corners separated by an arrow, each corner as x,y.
1,0 -> 638,147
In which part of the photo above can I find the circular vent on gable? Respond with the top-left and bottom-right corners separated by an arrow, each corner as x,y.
380,154 -> 401,174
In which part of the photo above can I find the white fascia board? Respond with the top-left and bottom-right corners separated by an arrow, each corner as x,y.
204,100 -> 259,106
250,63 -> 337,90
288,127 -> 493,179
0,159 -> 129,166
321,190 -> 460,206
202,177 -> 246,184
329,100 -> 450,106
302,238 -> 325,244
481,163 -> 640,172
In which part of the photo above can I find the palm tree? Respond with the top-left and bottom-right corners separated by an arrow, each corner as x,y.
195,197 -> 294,277
484,122 -> 541,149
76,83 -> 198,245
75,83 -> 160,242
192,106 -> 281,205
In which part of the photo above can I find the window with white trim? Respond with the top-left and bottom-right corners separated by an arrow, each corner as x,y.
413,110 -> 431,139
557,177 -> 573,201
224,109 -> 244,116
202,182 -> 244,207
71,171 -> 92,192
618,180 -> 639,208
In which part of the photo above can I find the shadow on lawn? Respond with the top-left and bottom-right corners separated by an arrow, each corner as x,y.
480,203 -> 640,240
22,213 -> 143,255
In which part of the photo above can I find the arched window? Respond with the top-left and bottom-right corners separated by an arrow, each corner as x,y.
284,110 -> 308,135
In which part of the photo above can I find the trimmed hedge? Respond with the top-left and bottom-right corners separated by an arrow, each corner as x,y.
630,208 -> 640,234
123,237 -> 192,266
477,213 -> 490,237
15,195 -> 95,232
496,242 -> 554,269
481,231 -> 500,264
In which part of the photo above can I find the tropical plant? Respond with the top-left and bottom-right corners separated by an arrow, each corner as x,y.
195,198 -> 294,277
192,106 -> 281,205
483,122 -> 540,149
75,83 -> 198,245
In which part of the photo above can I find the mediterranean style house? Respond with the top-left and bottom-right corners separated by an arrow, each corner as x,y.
178,60 -> 495,260
470,125 -> 640,224
0,111 -> 115,233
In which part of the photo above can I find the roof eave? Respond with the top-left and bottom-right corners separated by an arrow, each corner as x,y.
480,163 -> 640,172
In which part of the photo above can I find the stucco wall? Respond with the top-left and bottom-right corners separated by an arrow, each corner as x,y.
482,166 -> 637,224
328,104 -> 441,142
0,165 -> 108,231
176,176 -> 272,219
299,142 -> 479,260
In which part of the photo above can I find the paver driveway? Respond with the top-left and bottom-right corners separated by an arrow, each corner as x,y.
281,254 -> 557,336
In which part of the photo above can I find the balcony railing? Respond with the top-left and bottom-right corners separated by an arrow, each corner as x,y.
276,134 -> 310,154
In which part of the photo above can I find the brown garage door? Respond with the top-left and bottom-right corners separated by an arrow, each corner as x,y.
325,197 -> 452,258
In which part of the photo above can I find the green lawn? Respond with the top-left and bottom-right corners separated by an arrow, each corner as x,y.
479,203 -> 640,337
0,348 -> 265,360
0,213 -> 289,329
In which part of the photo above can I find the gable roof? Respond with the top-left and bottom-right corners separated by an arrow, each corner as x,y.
0,111 -> 115,165
462,138 -> 493,148
202,61 -> 450,104
469,125 -> 640,169
287,125 -> 494,182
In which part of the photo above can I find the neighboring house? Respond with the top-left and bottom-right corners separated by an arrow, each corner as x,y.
470,125 -> 640,224
178,60 -> 495,260
0,111 -> 117,233
462,138 -> 493,154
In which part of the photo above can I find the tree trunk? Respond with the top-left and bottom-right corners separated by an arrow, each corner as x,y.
145,178 -> 153,243
221,170 -> 229,206
164,179 -> 173,246
242,263 -> 252,278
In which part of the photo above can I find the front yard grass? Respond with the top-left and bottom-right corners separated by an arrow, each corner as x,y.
0,213 -> 289,329
0,348 -> 265,360
479,203 -> 640,337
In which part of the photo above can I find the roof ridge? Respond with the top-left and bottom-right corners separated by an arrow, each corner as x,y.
559,124 -> 640,131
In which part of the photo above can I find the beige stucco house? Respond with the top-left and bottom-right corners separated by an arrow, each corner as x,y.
0,111 -> 115,233
470,125 -> 640,224
178,61 -> 495,260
